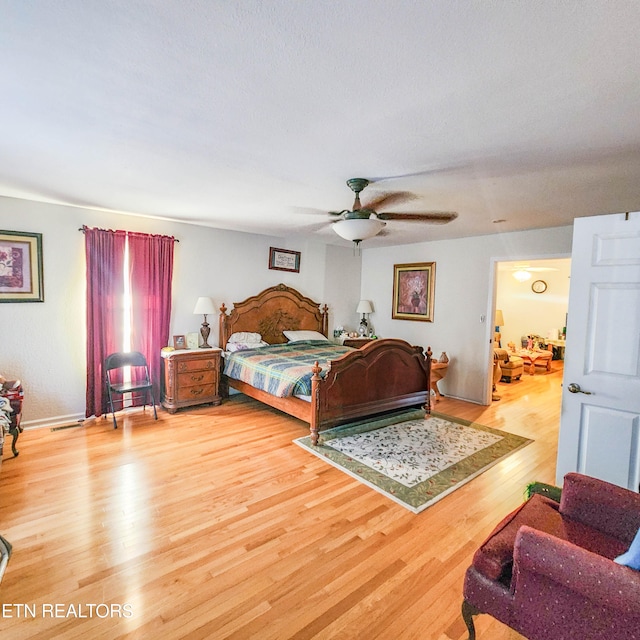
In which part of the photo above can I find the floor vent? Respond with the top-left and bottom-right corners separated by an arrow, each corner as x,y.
50,423 -> 83,432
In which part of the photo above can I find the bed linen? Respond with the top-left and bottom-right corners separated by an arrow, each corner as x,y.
223,340 -> 353,398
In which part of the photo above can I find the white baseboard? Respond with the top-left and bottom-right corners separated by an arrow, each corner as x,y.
22,413 -> 87,431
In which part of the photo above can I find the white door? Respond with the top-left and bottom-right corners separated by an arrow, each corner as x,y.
556,211 -> 640,491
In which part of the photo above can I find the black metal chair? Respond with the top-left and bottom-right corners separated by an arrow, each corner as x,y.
104,351 -> 158,428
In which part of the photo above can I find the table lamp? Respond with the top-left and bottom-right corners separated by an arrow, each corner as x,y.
193,296 -> 217,348
356,300 -> 373,336
495,309 -> 504,347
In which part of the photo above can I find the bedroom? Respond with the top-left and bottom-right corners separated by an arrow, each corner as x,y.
0,200 -> 575,640
0,194 -> 630,640
2,2 -> 640,639
0,198 -> 573,428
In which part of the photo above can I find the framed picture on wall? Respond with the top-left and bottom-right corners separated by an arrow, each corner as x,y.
268,247 -> 301,273
392,262 -> 436,322
0,230 -> 44,303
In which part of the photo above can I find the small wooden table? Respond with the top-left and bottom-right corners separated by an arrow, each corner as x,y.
431,362 -> 449,400
517,349 -> 553,375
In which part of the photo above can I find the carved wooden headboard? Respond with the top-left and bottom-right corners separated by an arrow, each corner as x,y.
219,284 -> 329,348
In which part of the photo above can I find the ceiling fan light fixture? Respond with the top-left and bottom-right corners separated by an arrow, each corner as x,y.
513,269 -> 532,282
332,218 -> 386,243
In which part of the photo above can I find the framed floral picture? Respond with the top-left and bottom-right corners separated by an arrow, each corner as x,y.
392,262 -> 436,322
0,230 -> 44,303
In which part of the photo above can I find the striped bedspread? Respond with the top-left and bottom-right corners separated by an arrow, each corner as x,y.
223,341 -> 353,398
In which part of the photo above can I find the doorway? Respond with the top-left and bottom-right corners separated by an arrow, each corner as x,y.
491,257 -> 571,401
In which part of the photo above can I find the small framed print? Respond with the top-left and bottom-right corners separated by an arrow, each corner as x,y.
173,334 -> 187,350
0,230 -> 44,303
186,332 -> 199,350
269,247 -> 301,273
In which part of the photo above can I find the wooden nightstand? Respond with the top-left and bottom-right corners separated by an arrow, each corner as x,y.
161,348 -> 222,413
342,337 -> 376,348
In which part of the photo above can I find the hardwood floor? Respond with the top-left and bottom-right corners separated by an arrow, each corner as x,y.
0,365 -> 563,639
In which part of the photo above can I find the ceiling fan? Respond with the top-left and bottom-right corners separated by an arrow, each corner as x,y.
329,178 -> 458,246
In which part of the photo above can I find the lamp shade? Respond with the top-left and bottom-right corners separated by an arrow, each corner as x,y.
495,309 -> 504,327
356,300 -> 373,314
333,218 -> 386,242
193,296 -> 216,315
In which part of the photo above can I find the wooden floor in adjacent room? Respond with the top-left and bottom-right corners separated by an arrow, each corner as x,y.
0,363 -> 563,640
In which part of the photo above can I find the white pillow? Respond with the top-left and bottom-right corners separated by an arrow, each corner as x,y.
283,330 -> 328,342
226,341 -> 268,353
228,331 -> 262,344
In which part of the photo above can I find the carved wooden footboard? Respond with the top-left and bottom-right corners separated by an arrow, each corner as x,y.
220,284 -> 431,444
309,338 -> 431,444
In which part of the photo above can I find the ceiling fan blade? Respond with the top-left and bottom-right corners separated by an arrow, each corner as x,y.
376,212 -> 458,223
366,163 -> 471,183
293,207 -> 331,217
364,191 -> 417,211
302,221 -> 335,232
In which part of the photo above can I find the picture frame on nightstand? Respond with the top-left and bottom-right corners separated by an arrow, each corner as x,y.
173,334 -> 187,350
186,332 -> 199,350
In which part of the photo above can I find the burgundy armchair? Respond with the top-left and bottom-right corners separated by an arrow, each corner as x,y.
462,473 -> 640,639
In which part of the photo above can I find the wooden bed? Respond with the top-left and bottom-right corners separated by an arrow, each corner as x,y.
219,284 -> 431,445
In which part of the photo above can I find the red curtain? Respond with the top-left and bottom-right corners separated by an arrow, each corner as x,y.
85,227 -> 175,417
85,227 -> 126,418
128,232 -> 175,404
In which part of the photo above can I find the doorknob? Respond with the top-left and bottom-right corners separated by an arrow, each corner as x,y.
567,382 -> 592,395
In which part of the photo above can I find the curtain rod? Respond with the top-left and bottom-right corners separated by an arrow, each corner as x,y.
78,227 -> 179,241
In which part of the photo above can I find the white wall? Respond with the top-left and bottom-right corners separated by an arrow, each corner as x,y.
322,244 -> 362,335
496,259 -> 571,348
360,226 -> 573,403
0,196 -> 360,425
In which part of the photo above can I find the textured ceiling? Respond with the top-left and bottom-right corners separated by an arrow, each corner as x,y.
2,1 -> 640,247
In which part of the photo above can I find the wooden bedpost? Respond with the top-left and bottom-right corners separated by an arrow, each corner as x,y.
310,361 -> 322,445
320,304 -> 329,338
219,303 -> 228,349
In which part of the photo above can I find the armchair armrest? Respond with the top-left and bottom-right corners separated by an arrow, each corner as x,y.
514,526 -> 640,614
560,473 -> 640,543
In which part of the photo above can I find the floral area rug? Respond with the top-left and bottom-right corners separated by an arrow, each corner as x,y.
294,409 -> 532,513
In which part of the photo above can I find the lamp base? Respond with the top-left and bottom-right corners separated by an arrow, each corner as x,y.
200,320 -> 211,348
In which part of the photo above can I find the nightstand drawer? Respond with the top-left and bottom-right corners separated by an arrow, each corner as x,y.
176,383 -> 217,403
176,358 -> 217,373
342,338 -> 376,348
177,369 -> 216,387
